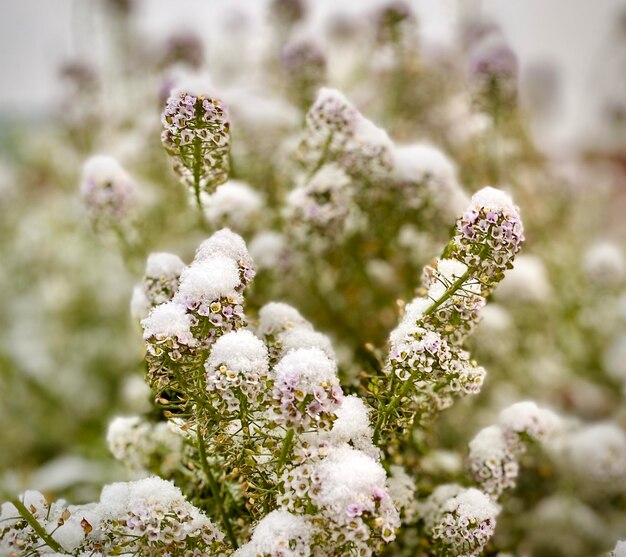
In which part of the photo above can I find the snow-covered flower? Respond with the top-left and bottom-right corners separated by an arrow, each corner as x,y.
203,180 -> 264,231
205,329 -> 270,414
132,252 -> 186,320
280,444 -> 399,555
235,510 -> 313,557
391,143 -> 468,216
106,416 -> 183,474
80,155 -> 136,230
299,88 -> 393,178
421,485 -> 499,557
583,241 -> 625,286
272,347 -> 343,431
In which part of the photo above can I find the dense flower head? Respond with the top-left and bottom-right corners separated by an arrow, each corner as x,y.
329,395 -> 378,458
447,186 -> 524,294
142,301 -> 197,357
390,143 -> 468,215
205,329 -> 270,413
174,256 -> 243,317
0,479 -> 225,557
194,228 -> 256,289
468,402 -> 559,499
285,163 -> 353,235
281,36 -> 327,108
257,302 -> 316,362
98,477 -> 225,556
550,422 -> 626,493
132,252 -> 186,320
203,180 -> 264,231
467,424 -> 519,499
299,88 -> 393,178
106,416 -> 183,474
421,485 -> 499,557
80,155 -> 136,229
161,90 -> 230,200
272,347 -> 343,431
387,322 -> 485,428
279,444 -> 399,556
498,401 -> 560,442
235,510 -> 313,557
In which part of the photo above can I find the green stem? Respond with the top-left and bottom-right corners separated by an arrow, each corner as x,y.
278,428 -> 295,472
196,429 -> 238,549
11,498 -> 66,554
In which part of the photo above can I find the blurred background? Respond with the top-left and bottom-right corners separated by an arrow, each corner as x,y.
2,0 -> 626,152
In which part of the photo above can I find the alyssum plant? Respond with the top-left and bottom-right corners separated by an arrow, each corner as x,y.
3,86 -> 569,557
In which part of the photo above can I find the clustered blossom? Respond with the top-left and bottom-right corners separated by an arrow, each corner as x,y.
195,228 -> 256,290
299,88 -> 393,179
106,415 -> 184,475
387,465 -> 417,522
272,347 -> 343,431
376,187 -> 522,441
420,485 -> 500,557
279,444 -> 400,556
141,229 -> 252,397
256,302 -> 329,363
468,401 -> 560,499
205,329 -> 270,414
161,90 -> 230,202
80,155 -> 136,230
549,422 -> 626,495
447,187 -> 524,294
234,510 -> 313,557
131,252 -> 186,320
203,180 -> 264,232
390,143 -> 469,217
285,163 -> 353,238
387,316 -> 486,428
0,478 -> 225,557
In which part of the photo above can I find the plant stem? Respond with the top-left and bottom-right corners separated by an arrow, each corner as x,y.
11,498 -> 66,554
278,428 -> 295,472
196,428 -> 238,549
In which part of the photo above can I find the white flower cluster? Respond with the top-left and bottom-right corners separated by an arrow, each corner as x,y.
549,422 -> 626,495
279,444 -> 400,557
141,229 -> 252,394
420,485 -> 500,557
131,252 -> 186,320
205,329 -> 270,414
390,143 -> 469,218
235,510 -> 313,557
203,180 -> 264,232
106,415 -> 184,475
285,163 -> 353,237
80,155 -> 136,231
257,302 -> 335,363
299,88 -> 393,179
0,478 -> 225,557
379,187 -> 524,439
272,347 -> 343,432
161,90 -> 230,201
468,401 -> 560,499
